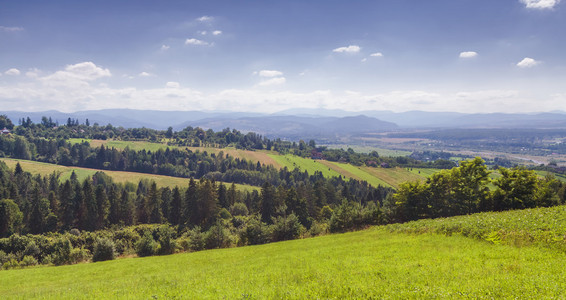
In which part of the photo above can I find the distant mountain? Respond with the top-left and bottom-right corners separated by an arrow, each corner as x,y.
185,115 -> 398,138
2,109 -> 566,133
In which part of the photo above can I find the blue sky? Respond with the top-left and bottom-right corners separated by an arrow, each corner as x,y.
1,0 -> 565,113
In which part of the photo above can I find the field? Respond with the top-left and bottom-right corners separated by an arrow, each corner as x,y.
387,205 -> 566,252
0,158 -> 259,192
2,224 -> 566,298
67,139 -> 445,187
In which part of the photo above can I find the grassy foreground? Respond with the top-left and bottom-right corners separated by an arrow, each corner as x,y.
2,226 -> 566,299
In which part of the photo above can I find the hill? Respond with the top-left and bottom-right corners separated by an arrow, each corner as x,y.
2,223 -> 566,298
0,158 -> 259,192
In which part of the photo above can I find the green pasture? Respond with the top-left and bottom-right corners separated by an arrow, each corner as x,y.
2,225 -> 566,298
0,158 -> 258,192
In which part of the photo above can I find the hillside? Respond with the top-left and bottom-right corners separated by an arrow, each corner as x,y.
0,158 -> 259,192
2,224 -> 566,298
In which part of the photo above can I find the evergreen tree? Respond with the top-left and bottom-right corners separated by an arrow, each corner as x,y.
169,187 -> 182,225
148,182 -> 163,224
184,178 -> 199,226
95,184 -> 110,229
260,182 -> 276,224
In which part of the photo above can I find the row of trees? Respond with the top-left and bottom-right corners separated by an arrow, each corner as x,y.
389,158 -> 566,222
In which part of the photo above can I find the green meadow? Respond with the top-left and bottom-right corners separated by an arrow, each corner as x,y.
0,158 -> 259,192
2,224 -> 566,299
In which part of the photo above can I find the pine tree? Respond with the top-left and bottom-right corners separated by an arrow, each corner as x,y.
261,182 -> 276,224
184,178 -> 199,226
95,184 -> 109,229
169,187 -> 182,225
148,182 -> 163,224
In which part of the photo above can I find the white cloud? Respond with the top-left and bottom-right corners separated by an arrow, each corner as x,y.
0,26 -> 24,32
197,16 -> 213,22
5,68 -> 21,76
333,45 -> 361,53
459,51 -> 478,58
166,81 -> 180,88
258,70 -> 283,77
370,52 -> 383,57
161,45 -> 170,51
185,38 -> 210,46
199,31 -> 207,35
517,57 -> 540,68
257,77 -> 286,86
520,0 -> 560,9
26,68 -> 41,78
361,58 -> 367,62
212,30 -> 222,36
139,72 -> 152,77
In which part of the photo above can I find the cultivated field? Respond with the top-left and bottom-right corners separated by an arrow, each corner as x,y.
0,158 -> 259,192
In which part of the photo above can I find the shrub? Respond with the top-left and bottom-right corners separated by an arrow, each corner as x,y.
51,238 -> 72,266
20,255 -> 38,267
156,225 -> 177,255
230,203 -> 249,216
92,238 -> 116,262
70,247 -> 92,264
271,214 -> 303,242
135,232 -> 159,257
205,222 -> 232,249
181,227 -> 205,252
240,215 -> 271,245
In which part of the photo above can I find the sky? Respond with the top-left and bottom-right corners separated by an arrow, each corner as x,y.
1,0 -> 565,114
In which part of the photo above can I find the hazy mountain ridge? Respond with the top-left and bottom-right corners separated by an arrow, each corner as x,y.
3,109 -> 566,134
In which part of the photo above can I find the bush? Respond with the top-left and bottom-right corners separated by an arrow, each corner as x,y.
20,255 -> 38,267
70,247 -> 92,264
156,225 -> 177,255
271,214 -> 303,242
51,238 -> 72,266
135,232 -> 159,257
205,222 -> 232,249
230,203 -> 249,216
181,227 -> 205,252
240,215 -> 271,245
92,238 -> 116,262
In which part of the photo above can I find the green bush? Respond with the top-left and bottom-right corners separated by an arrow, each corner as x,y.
156,225 -> 177,255
271,214 -> 303,242
180,227 -> 205,252
92,238 -> 116,262
70,247 -> 92,264
135,232 -> 159,257
20,255 -> 38,267
51,238 -> 72,266
240,215 -> 271,245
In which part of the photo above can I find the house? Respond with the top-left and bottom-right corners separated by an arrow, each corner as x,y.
380,162 -> 390,168
311,149 -> 325,160
1,127 -> 10,135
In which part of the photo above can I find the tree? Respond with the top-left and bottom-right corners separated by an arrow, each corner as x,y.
95,184 -> 110,229
0,199 -> 23,237
184,178 -> 199,226
169,187 -> 182,225
0,115 -> 14,130
260,182 -> 276,224
147,182 -> 163,224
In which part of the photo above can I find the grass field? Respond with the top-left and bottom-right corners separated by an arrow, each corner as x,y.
2,225 -> 566,298
0,158 -> 259,192
387,204 -> 566,252
67,139 -> 447,188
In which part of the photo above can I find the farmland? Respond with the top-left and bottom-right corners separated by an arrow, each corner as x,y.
0,158 -> 259,192
2,222 -> 566,298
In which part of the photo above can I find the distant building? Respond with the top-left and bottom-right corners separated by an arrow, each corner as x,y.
1,127 -> 10,135
311,149 -> 325,160
380,162 -> 390,168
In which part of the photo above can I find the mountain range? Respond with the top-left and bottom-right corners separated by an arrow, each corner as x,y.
2,109 -> 566,137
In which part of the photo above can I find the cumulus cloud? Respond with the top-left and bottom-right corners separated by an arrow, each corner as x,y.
520,0 -> 560,9
161,45 -> 170,51
212,30 -> 222,36
139,72 -> 152,77
185,38 -> 210,46
26,68 -> 41,78
333,45 -> 361,53
370,52 -> 383,57
197,16 -> 213,22
258,70 -> 283,77
459,51 -> 478,58
517,57 -> 540,68
5,68 -> 21,76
